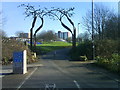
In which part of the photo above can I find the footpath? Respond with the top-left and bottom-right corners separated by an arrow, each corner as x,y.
0,61 -> 43,77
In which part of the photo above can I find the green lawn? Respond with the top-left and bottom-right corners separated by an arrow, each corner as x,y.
37,41 -> 72,46
33,41 -> 72,54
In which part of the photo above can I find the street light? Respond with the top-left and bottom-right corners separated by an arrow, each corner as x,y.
92,0 -> 95,60
78,23 -> 80,43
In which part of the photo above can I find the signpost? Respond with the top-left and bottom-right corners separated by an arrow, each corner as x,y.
13,50 -> 27,74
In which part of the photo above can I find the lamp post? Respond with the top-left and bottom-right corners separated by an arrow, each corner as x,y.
92,0 -> 95,60
78,23 -> 80,43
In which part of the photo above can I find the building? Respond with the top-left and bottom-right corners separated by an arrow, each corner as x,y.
19,33 -> 30,39
55,31 -> 71,40
10,33 -> 30,42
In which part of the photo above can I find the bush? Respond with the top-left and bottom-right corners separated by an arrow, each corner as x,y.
95,39 -> 118,58
70,41 -> 92,60
69,39 -> 120,74
2,39 -> 36,65
78,41 -> 93,60
96,54 -> 120,74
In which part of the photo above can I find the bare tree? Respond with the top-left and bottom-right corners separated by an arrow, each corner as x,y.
83,4 -> 110,40
82,10 -> 92,36
0,12 -> 6,28
104,12 -> 118,40
0,12 -> 2,28
0,12 -> 7,38
78,32 -> 90,42
37,30 -> 57,42
46,7 -> 76,49
0,30 -> 7,38
18,4 -> 48,51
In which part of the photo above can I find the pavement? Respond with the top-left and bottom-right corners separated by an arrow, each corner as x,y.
0,61 -> 43,77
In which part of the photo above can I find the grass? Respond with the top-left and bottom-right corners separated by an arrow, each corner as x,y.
37,41 -> 72,46
33,41 -> 72,55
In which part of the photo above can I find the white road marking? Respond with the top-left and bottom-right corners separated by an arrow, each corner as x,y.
73,80 -> 81,88
45,83 -> 56,90
17,67 -> 38,89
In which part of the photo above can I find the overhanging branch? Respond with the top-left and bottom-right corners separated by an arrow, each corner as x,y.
60,18 -> 73,35
32,16 -> 37,28
34,18 -> 44,37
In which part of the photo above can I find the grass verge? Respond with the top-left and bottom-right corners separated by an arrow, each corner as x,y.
32,41 -> 72,55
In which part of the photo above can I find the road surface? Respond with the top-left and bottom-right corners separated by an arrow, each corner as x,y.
2,48 -> 120,90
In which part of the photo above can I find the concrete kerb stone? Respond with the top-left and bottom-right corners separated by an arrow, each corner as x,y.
0,64 -> 13,76
0,61 -> 43,76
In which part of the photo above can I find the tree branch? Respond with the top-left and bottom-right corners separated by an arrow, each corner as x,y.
65,14 -> 75,28
60,18 -> 73,35
32,16 -> 37,28
34,17 -> 44,37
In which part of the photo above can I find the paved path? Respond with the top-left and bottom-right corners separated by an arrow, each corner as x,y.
2,48 -> 120,90
0,62 -> 43,77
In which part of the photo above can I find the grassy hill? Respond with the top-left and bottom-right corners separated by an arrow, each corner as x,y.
33,41 -> 72,55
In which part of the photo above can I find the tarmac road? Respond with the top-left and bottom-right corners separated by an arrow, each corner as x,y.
2,48 -> 120,90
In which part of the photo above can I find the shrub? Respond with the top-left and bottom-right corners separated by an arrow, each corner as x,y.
69,41 -> 93,60
77,41 -> 93,60
2,39 -> 36,65
96,54 -> 120,74
95,39 -> 118,58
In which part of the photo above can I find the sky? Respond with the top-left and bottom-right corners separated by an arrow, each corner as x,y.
1,1 -> 119,37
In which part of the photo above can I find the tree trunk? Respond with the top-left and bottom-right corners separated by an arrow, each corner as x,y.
34,34 -> 37,52
34,35 -> 36,46
72,28 -> 76,51
33,18 -> 44,52
30,16 -> 37,51
30,28 -> 33,51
